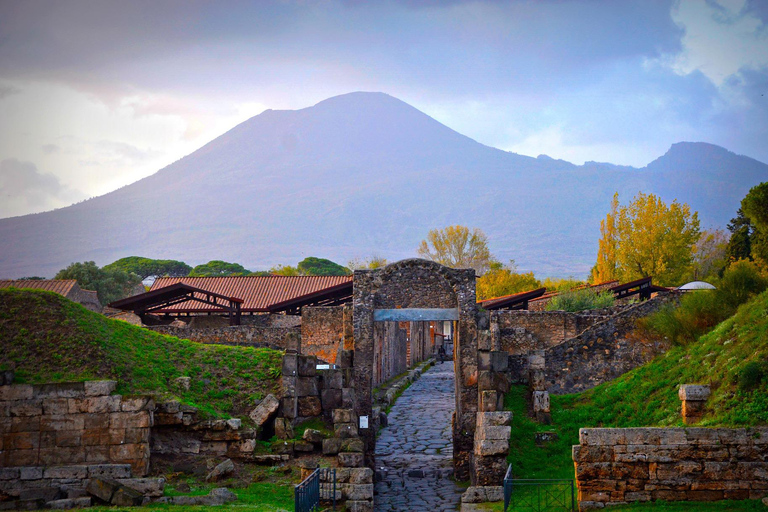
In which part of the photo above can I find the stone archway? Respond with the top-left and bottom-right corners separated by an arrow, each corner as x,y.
352,259 -> 478,480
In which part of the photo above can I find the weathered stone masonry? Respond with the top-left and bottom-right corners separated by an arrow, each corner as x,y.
574,427 -> 768,510
148,325 -> 296,350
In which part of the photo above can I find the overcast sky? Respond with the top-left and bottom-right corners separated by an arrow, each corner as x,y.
0,0 -> 766,218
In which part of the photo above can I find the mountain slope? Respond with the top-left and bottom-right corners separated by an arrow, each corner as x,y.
0,92 -> 766,278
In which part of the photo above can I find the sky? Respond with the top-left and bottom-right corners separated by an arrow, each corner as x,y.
0,0 -> 766,219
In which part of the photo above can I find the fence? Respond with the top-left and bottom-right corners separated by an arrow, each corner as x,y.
504,465 -> 575,512
295,468 -> 337,512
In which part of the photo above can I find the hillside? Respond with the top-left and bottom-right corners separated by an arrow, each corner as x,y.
1,92 -> 766,279
0,289 -> 283,418
508,289 -> 768,481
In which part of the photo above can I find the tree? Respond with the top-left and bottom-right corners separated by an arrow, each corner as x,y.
269,265 -> 301,276
297,257 -> 351,276
55,261 -> 142,305
104,256 -> 192,280
590,193 -> 619,283
594,192 -> 700,286
726,209 -> 753,262
417,225 -> 494,274
740,182 -> 768,267
476,261 -> 541,300
690,229 -> 729,280
189,260 -> 252,277
347,256 -> 388,270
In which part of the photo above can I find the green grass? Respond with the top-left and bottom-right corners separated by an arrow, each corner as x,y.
505,290 -> 768,507
0,289 -> 283,418
483,500 -> 765,512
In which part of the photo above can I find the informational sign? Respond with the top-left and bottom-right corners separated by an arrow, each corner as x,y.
359,415 -> 369,429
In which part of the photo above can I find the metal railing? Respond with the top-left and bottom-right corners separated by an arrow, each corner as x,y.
504,465 -> 575,512
295,468 -> 336,512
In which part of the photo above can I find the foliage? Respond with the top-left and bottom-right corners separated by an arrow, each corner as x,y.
417,225 -> 494,274
741,182 -> 768,231
544,287 -> 615,312
104,256 -> 192,280
347,255 -> 388,270
542,276 -> 586,291
593,192 -> 700,287
269,264 -> 301,276
17,276 -> 45,280
591,192 -> 619,283
476,261 -> 541,300
505,289 -> 768,486
297,256 -> 351,276
54,261 -> 142,305
726,209 -> 754,262
189,260 -> 252,277
690,229 -> 729,281
738,362 -> 766,393
0,289 -> 283,418
641,260 -> 767,345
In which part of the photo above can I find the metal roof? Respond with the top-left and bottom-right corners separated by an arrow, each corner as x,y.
150,275 -> 353,313
479,288 -> 547,310
678,281 -> 716,291
0,279 -> 78,297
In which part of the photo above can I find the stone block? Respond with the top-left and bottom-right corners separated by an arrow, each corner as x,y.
342,483 -> 373,500
10,399 -> 43,417
533,391 -> 550,413
272,440 -> 294,456
678,384 -> 711,401
322,438 -> 342,455
477,351 -> 492,371
297,396 -> 322,417
478,371 -> 511,394
19,467 -> 43,480
280,397 -> 296,420
477,330 -> 492,351
11,416 -> 41,433
322,370 -> 343,389
321,389 -> 342,410
346,500 -> 373,512
303,428 -> 324,444
341,438 -> 364,453
0,468 -> 20,480
249,394 -> 279,426
205,459 -> 235,482
490,351 -> 508,372
476,411 -> 512,428
477,425 -> 511,441
40,415 -> 85,432
296,377 -> 318,397
20,487 -> 62,502
334,422 -> 358,438
82,381 -> 116,398
42,398 -> 70,416
282,354 -> 298,377
0,385 -> 34,401
474,439 -> 508,456
480,390 -> 497,412
108,412 -> 151,429
528,354 -> 545,371
87,465 -> 131,480
349,467 -> 373,484
297,355 -> 317,377
333,408 -> 356,424
274,417 -> 294,440
338,452 -> 364,467
47,497 -> 91,509
529,370 -> 546,391
120,397 -> 154,412
8,449 -> 39,466
85,478 -> 120,502
5,432 -> 40,450
111,486 -> 144,507
44,466 -> 87,480
35,383 -> 85,399
294,441 -> 314,452
156,401 -> 180,414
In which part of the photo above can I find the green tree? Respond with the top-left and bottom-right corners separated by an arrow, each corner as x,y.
104,256 -> 191,280
269,265 -> 301,276
55,261 -> 142,305
297,257 -> 351,276
476,261 -> 541,300
417,225 -> 494,274
189,260 -> 252,277
590,193 -> 619,284
740,182 -> 768,267
595,192 -> 700,286
726,209 -> 753,262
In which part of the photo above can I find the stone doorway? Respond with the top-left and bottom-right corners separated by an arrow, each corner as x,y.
352,259 -> 478,480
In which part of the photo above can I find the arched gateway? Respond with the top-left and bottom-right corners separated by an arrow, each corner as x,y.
352,259 -> 479,480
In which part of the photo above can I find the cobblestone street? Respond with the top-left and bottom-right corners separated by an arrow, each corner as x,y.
374,360 -> 463,511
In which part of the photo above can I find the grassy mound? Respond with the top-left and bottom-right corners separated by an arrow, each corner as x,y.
508,289 -> 768,481
0,289 -> 283,418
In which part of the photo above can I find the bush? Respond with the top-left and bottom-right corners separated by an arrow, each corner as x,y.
717,259 -> 768,310
545,287 -> 615,312
738,362 -> 765,392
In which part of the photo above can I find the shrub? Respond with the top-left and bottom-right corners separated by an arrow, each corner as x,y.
738,362 -> 765,392
545,287 -> 615,312
717,259 -> 768,310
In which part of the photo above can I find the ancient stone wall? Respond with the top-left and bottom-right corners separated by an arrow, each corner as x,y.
0,380 -> 153,476
574,427 -> 768,510
148,325 -> 296,350
373,322 -> 407,388
543,295 -> 674,394
493,311 -> 608,355
301,306 -> 344,364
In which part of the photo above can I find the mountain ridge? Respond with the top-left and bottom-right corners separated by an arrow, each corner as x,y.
1,92 -> 766,279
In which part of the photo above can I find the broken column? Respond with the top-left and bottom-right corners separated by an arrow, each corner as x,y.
678,384 -> 710,424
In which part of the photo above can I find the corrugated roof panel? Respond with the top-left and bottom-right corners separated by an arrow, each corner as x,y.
0,279 -> 78,297
150,275 -> 353,312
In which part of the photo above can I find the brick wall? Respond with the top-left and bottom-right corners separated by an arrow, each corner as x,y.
148,325 -> 296,350
0,381 -> 153,476
574,427 -> 768,510
301,306 -> 344,364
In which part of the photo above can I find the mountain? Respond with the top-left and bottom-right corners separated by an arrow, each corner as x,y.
1,92 -> 766,279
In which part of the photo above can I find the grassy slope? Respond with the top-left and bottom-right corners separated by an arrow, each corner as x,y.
506,290 -> 768,508
0,289 -> 283,418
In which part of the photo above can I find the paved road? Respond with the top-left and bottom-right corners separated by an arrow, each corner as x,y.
374,360 -> 463,511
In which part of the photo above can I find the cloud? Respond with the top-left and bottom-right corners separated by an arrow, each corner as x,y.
41,144 -> 60,155
0,84 -> 21,100
0,159 -> 85,218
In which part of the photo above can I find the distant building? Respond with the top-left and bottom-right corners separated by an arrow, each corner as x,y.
0,279 -> 101,312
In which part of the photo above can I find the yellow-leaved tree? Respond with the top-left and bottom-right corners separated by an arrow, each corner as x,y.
590,193 -> 619,284
593,192 -> 700,287
417,225 -> 493,275
476,261 -> 541,300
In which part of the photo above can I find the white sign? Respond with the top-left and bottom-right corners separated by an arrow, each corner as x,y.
359,415 -> 369,429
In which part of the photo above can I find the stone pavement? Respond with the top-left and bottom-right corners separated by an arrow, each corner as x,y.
374,360 -> 464,511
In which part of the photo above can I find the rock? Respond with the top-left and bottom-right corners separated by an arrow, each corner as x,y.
294,440 -> 314,452
274,417 -> 294,439
209,488 -> 237,503
111,486 -> 144,507
174,376 -> 191,391
249,394 -> 279,426
115,478 -> 165,497
323,438 -> 342,455
303,428 -> 324,444
338,452 -> 364,467
46,498 -> 91,509
205,459 -> 235,482
226,418 -> 241,429
85,478 -> 120,502
341,438 -> 364,453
